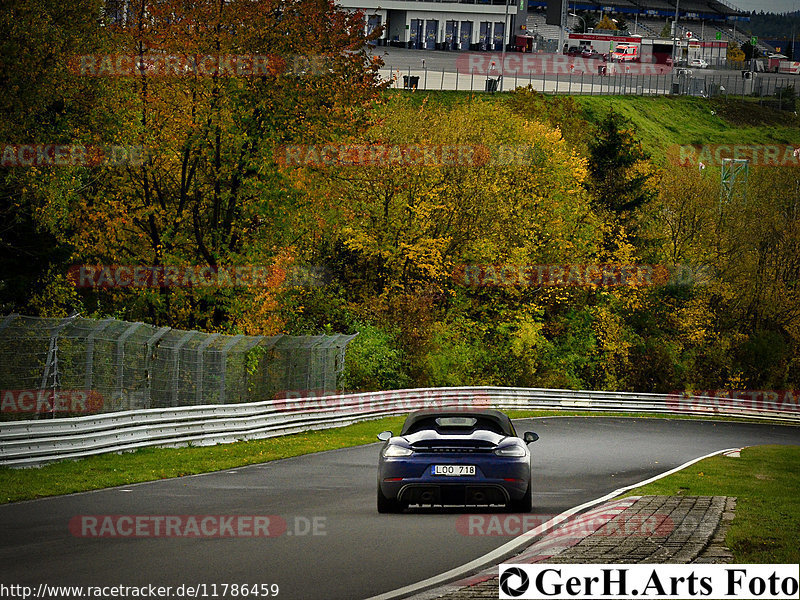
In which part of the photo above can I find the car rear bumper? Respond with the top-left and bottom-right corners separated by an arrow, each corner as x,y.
379,456 -> 530,505
397,483 -> 511,505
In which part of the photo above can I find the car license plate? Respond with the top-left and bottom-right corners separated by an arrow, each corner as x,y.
432,465 -> 475,476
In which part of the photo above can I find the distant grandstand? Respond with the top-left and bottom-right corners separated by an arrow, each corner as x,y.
527,0 -> 746,23
527,0 -> 777,55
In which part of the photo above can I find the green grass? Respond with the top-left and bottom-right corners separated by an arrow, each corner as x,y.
574,95 -> 800,158
0,416 -> 401,504
625,445 -> 800,563
1,410 -> 794,505
393,90 -> 800,160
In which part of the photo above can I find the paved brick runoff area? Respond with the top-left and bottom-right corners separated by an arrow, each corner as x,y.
411,495 -> 736,600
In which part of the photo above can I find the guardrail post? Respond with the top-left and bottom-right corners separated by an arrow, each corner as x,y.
171,330 -> 199,407
195,333 -> 221,405
238,336 -> 266,403
116,322 -> 144,407
220,335 -> 244,404
143,326 -> 171,407
84,318 -> 114,390
335,335 -> 357,386
40,314 -> 79,392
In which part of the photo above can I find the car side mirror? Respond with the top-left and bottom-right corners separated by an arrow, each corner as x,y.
377,431 -> 393,442
523,432 -> 539,444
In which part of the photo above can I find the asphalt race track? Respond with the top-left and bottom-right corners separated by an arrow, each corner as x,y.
2,417 -> 799,600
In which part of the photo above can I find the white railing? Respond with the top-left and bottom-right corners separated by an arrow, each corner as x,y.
1,387 -> 798,467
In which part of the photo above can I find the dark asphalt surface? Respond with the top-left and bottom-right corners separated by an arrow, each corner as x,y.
1,417 -> 799,600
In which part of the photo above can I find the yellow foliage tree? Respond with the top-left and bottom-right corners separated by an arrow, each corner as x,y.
596,16 -> 618,30
727,42 -> 745,62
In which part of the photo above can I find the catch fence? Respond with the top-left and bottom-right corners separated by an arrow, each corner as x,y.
0,314 -> 356,420
381,65 -> 798,106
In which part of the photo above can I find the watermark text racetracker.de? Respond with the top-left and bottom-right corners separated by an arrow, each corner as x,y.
453,263 -> 714,288
1,390 -> 104,415
68,264 -> 330,289
456,53 -> 672,76
70,53 -> 336,78
457,513 -> 675,537
273,388 -> 491,413
69,515 -> 325,538
71,54 -> 280,77
456,513 -> 675,538
670,144 -> 800,168
275,143 -> 552,168
668,390 -> 800,415
0,144 -> 150,167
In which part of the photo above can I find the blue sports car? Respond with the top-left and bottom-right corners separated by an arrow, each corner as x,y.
376,409 -> 539,513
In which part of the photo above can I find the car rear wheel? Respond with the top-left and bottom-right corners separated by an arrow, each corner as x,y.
377,487 -> 404,513
508,481 -> 532,513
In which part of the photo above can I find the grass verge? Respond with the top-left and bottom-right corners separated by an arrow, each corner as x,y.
0,416 -> 400,504
624,445 -> 800,563
574,95 -> 800,155
389,91 -> 800,159
1,411 -> 795,505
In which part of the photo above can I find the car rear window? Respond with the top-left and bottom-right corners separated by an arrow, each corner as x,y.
435,417 -> 477,428
405,416 -> 506,435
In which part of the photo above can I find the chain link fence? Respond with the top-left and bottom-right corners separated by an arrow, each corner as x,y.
0,314 -> 356,421
381,65 -> 798,106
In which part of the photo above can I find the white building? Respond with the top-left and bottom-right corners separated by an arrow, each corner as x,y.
337,0 -> 520,51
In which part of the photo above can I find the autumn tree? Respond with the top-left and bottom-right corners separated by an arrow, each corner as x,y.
0,0 -> 114,316
596,15 -> 618,31
279,96 -> 602,385
585,109 -> 657,253
64,0 -> 385,331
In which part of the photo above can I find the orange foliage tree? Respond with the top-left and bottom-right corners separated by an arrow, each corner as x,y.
64,0 -> 385,331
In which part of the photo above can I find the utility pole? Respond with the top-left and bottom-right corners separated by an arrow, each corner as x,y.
671,0 -> 681,66
558,0 -> 568,57
500,0 -> 511,91
570,12 -> 585,34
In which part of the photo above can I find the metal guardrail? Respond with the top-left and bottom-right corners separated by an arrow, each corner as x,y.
1,387 -> 798,467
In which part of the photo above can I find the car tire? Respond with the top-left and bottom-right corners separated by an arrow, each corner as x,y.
377,487 -> 404,513
508,481 -> 532,513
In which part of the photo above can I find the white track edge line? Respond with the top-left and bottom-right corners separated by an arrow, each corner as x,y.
363,446 -> 740,600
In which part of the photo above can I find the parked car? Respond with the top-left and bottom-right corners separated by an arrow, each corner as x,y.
581,48 -> 608,61
688,58 -> 708,69
376,409 -> 539,513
